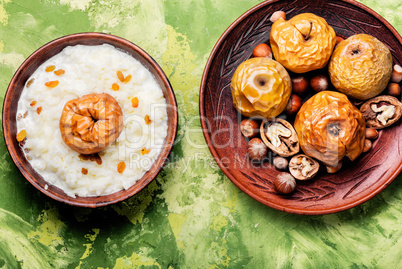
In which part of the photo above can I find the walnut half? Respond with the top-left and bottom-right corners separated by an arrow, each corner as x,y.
360,95 -> 402,129
260,118 -> 299,157
289,154 -> 319,180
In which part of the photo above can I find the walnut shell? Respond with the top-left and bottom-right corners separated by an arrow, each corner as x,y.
294,91 -> 366,173
260,118 -> 299,157
289,154 -> 319,180
60,93 -> 123,154
360,95 -> 402,129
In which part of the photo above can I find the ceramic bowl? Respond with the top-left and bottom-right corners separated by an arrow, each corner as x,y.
3,33 -> 178,207
200,0 -> 402,215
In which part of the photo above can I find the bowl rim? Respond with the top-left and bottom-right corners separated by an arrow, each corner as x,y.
199,0 -> 402,215
3,32 -> 178,207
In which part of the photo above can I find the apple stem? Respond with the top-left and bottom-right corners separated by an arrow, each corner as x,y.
305,22 -> 313,41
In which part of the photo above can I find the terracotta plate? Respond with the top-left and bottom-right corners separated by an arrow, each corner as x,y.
3,33 -> 178,207
200,0 -> 402,215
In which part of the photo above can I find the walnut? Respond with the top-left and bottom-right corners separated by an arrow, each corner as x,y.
360,95 -> 402,129
260,118 -> 299,157
289,154 -> 319,180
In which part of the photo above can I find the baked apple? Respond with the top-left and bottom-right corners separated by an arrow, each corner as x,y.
270,13 -> 336,73
329,34 -> 392,100
231,57 -> 291,118
294,91 -> 366,173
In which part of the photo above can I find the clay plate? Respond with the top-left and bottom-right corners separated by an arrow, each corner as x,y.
3,33 -> 178,207
200,0 -> 402,215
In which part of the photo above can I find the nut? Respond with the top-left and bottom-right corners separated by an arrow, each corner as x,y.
291,76 -> 309,95
273,156 -> 288,170
310,75 -> 329,92
274,172 -> 296,194
363,139 -> 372,153
335,36 -> 344,45
247,138 -> 268,162
391,64 -> 402,83
240,119 -> 259,138
285,94 -> 302,115
387,83 -> 401,97
360,95 -> 402,129
270,11 -> 286,22
365,128 -> 378,140
252,43 -> 272,58
260,119 -> 299,157
289,154 -> 319,180
326,163 -> 342,174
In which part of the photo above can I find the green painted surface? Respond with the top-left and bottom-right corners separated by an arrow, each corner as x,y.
0,0 -> 401,268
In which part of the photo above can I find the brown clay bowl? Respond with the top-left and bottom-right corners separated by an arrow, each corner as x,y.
3,33 -> 178,207
200,0 -> 402,215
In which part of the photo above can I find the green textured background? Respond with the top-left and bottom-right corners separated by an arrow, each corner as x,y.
1,0 -> 402,268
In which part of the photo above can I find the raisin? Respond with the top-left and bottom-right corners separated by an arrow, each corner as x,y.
131,97 -> 139,108
26,78 -> 34,88
17,130 -> 27,142
141,147 -> 151,155
78,153 -> 102,165
124,75 -> 132,83
145,115 -> 153,125
112,83 -> 119,91
46,65 -> 56,72
30,100 -> 37,106
36,107 -> 42,115
54,69 -> 65,76
45,80 -> 59,88
116,71 -> 125,82
81,168 -> 88,175
117,161 -> 126,173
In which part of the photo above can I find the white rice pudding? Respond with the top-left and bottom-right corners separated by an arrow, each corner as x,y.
16,44 -> 168,197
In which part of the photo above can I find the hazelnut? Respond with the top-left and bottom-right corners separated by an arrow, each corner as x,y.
252,43 -> 272,58
387,83 -> 401,97
285,94 -> 302,115
291,76 -> 309,95
240,119 -> 259,138
247,138 -> 268,162
273,156 -> 288,170
274,172 -> 296,194
310,75 -> 329,92
270,11 -> 286,23
335,36 -> 344,45
363,139 -> 372,153
365,128 -> 378,140
391,64 -> 402,83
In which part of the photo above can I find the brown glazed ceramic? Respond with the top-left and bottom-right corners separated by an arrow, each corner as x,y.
3,33 -> 178,207
200,0 -> 402,215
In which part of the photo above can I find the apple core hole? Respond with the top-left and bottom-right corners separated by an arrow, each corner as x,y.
328,122 -> 341,137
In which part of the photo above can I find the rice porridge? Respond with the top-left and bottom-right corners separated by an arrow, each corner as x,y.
16,44 -> 168,197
